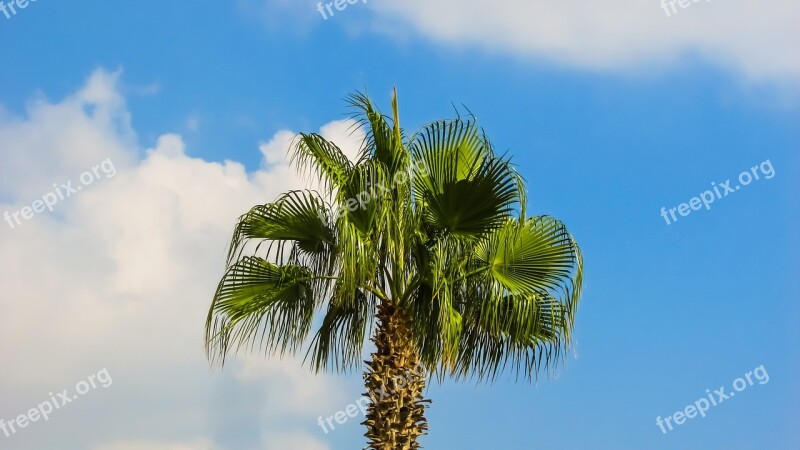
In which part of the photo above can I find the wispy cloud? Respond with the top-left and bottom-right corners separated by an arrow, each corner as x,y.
256,0 -> 799,83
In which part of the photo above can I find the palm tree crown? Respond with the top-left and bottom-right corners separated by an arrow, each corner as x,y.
206,89 -> 584,447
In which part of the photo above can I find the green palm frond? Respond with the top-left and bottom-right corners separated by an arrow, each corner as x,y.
334,218 -> 382,303
445,216 -> 583,380
291,133 -> 353,193
336,160 -> 390,236
347,90 -> 408,174
226,190 -> 334,266
474,216 -> 580,295
421,238 -> 465,367
410,120 -> 521,238
206,257 -> 318,364
306,287 -> 375,373
454,288 -> 568,381
410,119 -> 489,181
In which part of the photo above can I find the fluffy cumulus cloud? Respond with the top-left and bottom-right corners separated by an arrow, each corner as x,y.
92,439 -> 219,450
0,69 -> 363,450
361,0 -> 799,82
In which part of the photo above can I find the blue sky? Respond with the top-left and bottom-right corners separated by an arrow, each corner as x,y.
0,1 -> 798,449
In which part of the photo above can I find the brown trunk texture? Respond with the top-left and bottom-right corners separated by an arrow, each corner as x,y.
363,301 -> 429,449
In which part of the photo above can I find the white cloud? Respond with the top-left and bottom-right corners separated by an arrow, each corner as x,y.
0,69 -> 135,200
259,118 -> 362,168
264,432 -> 331,450
366,0 -> 800,82
236,354 -> 348,416
92,439 -> 219,450
0,69 -> 360,449
236,0 -> 322,32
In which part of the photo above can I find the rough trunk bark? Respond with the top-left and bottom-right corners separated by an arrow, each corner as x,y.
363,301 -> 429,449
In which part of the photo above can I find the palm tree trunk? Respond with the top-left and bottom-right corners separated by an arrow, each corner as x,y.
363,301 -> 429,449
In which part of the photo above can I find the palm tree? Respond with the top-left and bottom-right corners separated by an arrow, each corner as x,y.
205,89 -> 584,449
